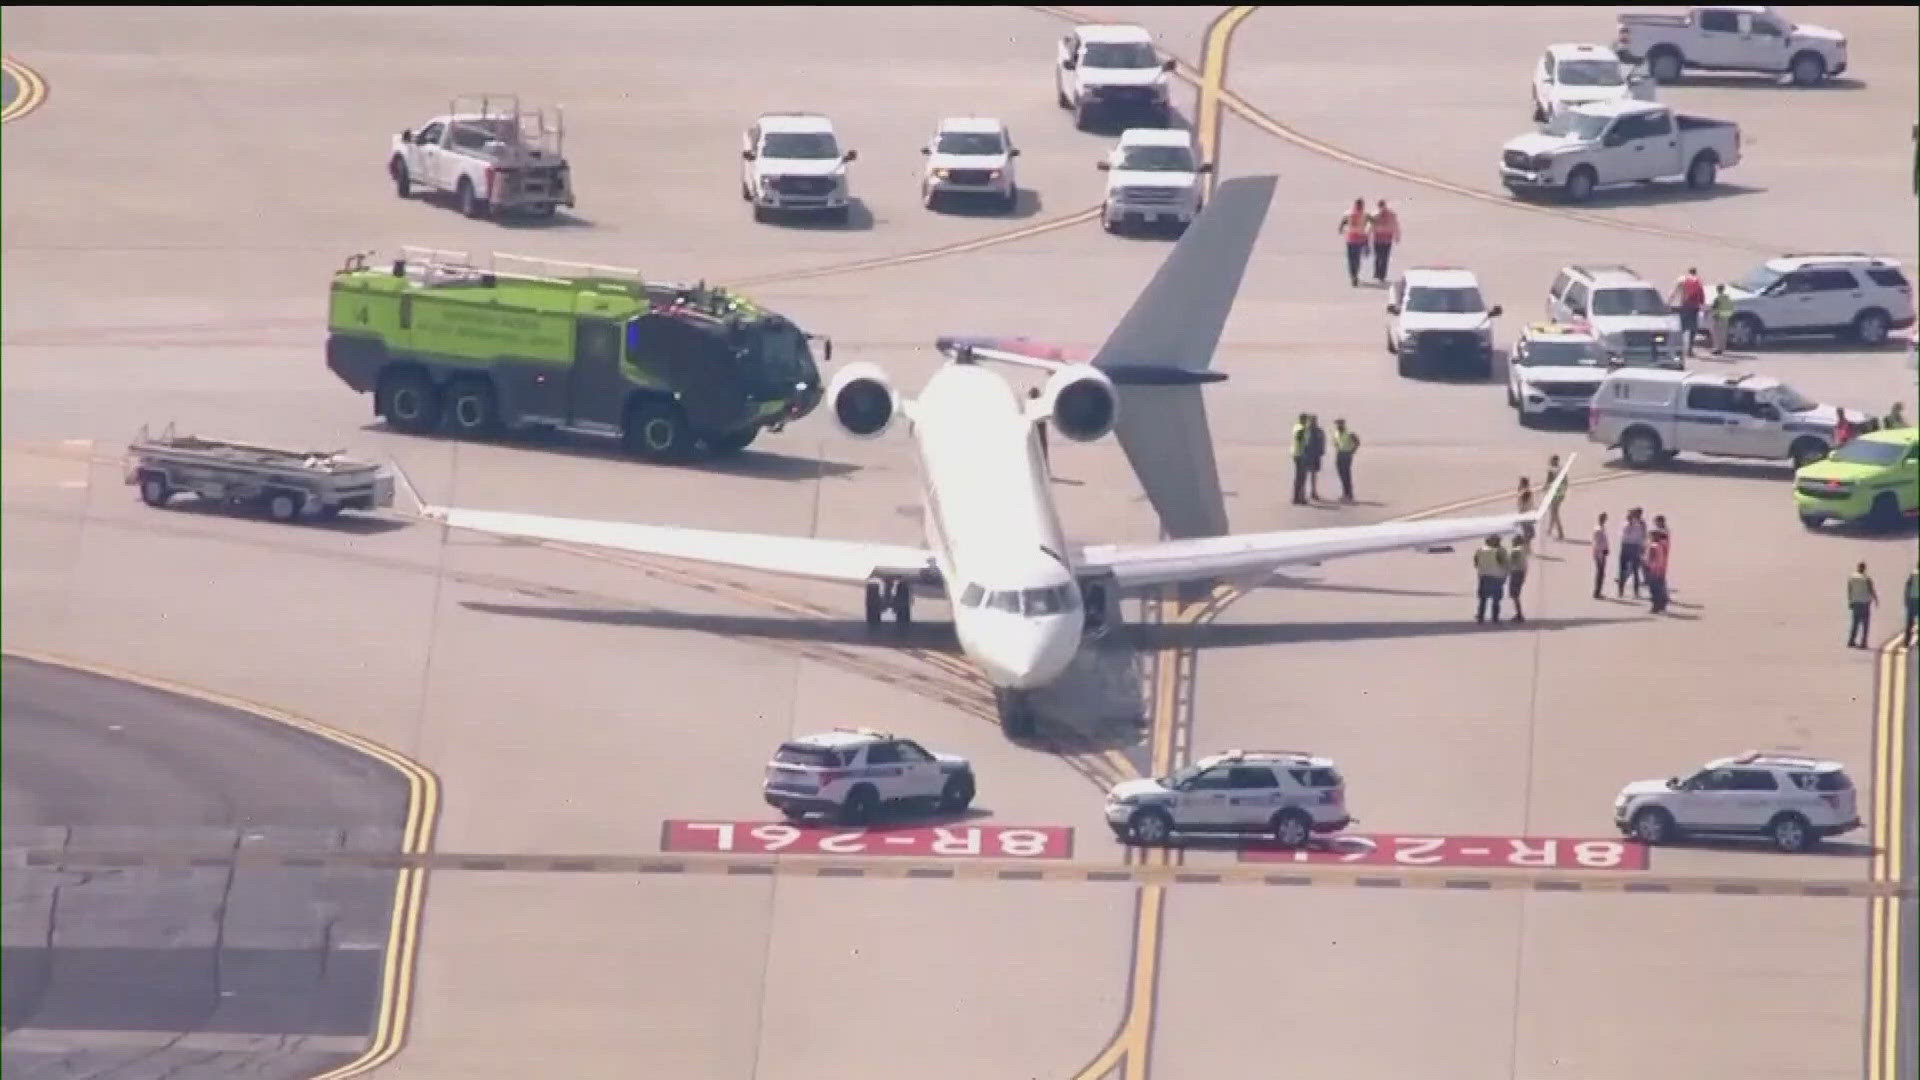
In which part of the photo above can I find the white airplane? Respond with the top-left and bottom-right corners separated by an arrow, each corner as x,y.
422,176 -> 1568,735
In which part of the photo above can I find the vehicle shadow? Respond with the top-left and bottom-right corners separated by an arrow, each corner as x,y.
364,422 -> 861,481
1670,74 -> 1865,92
1576,180 -> 1768,208
760,198 -> 876,233
1070,103 -> 1193,139
780,806 -> 996,830
1810,517 -> 1920,543
1257,576 -> 1456,599
1599,457 -> 1793,482
1732,337 -> 1907,356
408,191 -> 594,227
1655,836 -> 1878,858
932,186 -> 1044,221
160,498 -> 411,535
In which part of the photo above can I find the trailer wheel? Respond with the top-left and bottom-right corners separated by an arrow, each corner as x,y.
138,472 -> 172,508
265,490 -> 304,524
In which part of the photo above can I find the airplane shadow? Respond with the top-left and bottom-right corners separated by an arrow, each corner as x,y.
1118,614 -> 1628,649
463,601 -> 967,652
1257,577 -> 1455,599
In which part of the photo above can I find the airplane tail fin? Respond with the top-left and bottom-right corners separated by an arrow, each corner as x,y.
1093,174 -> 1278,541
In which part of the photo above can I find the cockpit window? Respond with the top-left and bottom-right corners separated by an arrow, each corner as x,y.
978,584 -> 1078,615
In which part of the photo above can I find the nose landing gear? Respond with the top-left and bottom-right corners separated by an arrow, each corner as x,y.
864,579 -> 913,630
995,687 -> 1036,738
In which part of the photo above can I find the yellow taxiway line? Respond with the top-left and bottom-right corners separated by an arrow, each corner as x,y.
2,649 -> 441,1079
1867,634 -> 1911,1080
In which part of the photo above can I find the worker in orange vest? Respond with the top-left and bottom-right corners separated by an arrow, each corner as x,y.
1337,198 -> 1369,287
1368,200 -> 1400,283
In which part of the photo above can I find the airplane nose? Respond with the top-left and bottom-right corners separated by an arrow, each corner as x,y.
971,615 -> 1079,689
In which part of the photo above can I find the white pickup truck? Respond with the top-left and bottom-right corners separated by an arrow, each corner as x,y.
1500,100 -> 1740,203
1616,6 -> 1847,87
1054,23 -> 1177,130
389,95 -> 574,220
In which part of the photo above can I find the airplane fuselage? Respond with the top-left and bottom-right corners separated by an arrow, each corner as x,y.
908,363 -> 1083,691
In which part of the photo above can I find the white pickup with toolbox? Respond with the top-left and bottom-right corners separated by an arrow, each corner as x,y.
1500,100 -> 1740,203
389,94 -> 574,220
125,425 -> 396,524
1616,6 -> 1847,87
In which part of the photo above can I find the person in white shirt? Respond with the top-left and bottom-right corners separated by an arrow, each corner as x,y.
1617,507 -> 1648,599
1590,512 -> 1611,600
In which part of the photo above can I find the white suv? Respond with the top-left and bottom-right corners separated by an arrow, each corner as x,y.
1531,42 -> 1655,122
763,729 -> 975,824
1105,750 -> 1351,848
1098,127 -> 1210,233
920,117 -> 1019,213
1054,23 -> 1176,130
741,113 -> 856,224
1508,321 -> 1614,424
1547,264 -> 1683,366
1614,751 -> 1860,853
1387,266 -> 1503,379
1720,254 -> 1915,349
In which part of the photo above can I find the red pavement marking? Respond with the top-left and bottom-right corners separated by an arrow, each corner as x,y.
662,820 -> 1074,860
1239,833 -> 1649,871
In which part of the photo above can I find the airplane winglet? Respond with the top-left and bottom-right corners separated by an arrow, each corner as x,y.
1534,453 -> 1576,525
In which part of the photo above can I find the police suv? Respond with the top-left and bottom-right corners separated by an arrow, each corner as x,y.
1507,321 -> 1613,425
1588,368 -> 1877,469
1104,750 -> 1350,847
763,728 -> 976,825
1614,751 -> 1860,853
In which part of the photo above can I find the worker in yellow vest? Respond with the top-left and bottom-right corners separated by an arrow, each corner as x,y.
1332,418 -> 1360,502
1473,534 -> 1509,624
1290,412 -> 1311,506
1337,198 -> 1370,287
1846,563 -> 1879,648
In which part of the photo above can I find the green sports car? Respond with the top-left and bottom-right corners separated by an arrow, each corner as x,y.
1795,428 -> 1919,528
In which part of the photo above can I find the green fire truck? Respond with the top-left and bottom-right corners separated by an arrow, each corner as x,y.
325,247 -> 827,460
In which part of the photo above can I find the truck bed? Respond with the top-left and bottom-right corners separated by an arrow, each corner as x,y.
1675,114 -> 1734,130
1618,12 -> 1691,26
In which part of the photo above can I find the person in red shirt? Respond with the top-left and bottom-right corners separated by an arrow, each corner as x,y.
1337,199 -> 1369,287
1644,527 -> 1671,614
1670,269 -> 1706,358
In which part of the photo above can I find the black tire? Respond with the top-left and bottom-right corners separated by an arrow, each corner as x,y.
1770,812 -> 1813,853
1727,313 -> 1763,350
377,367 -> 441,435
740,178 -> 752,201
1789,438 -> 1829,469
752,205 -> 770,224
443,378 -> 500,439
390,156 -> 411,199
840,785 -> 879,826
457,177 -> 485,219
1001,189 -> 1019,214
1056,84 -> 1071,109
1531,101 -> 1546,124
708,428 -> 758,455
1851,309 -> 1891,346
1270,809 -> 1314,849
1396,350 -> 1414,378
890,582 -> 913,626
864,581 -> 887,628
622,399 -> 694,462
1630,806 -> 1677,845
939,772 -> 975,813
1685,153 -> 1718,190
1505,382 -> 1518,407
1073,102 -> 1092,131
1563,166 -> 1597,204
779,804 -> 808,823
1649,48 -> 1683,84
1621,427 -> 1663,468
1800,513 -> 1825,530
265,490 -> 303,524
138,473 -> 172,508
1126,807 -> 1174,846
1789,51 -> 1825,88
997,688 -> 1036,738
1869,493 -> 1903,529
829,205 -> 851,225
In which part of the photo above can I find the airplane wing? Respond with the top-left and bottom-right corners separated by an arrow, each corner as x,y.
1077,462 -> 1571,592
423,506 -> 937,587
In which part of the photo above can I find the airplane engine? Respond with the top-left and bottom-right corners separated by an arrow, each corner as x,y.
827,361 -> 897,439
1040,364 -> 1119,443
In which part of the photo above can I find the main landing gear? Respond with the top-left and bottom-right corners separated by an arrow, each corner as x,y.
864,579 -> 913,629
